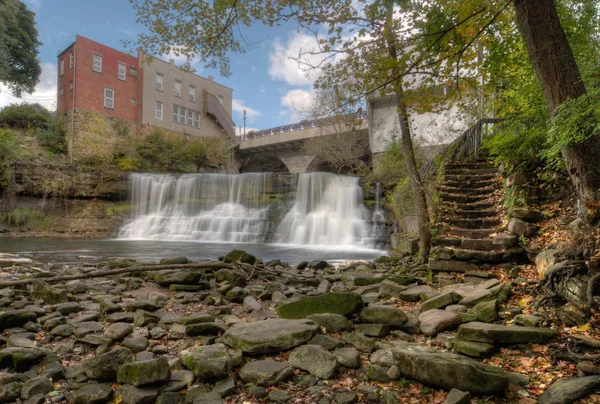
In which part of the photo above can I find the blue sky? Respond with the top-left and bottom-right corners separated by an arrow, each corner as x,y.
0,0 -> 327,131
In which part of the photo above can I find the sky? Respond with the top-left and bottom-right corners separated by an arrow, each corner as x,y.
0,0 -> 328,132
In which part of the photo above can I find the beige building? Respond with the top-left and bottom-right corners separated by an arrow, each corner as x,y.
139,52 -> 235,139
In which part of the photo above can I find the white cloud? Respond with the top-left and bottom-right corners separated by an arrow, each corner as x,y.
232,99 -> 261,122
279,89 -> 315,123
268,32 -> 323,87
163,47 -> 201,68
0,62 -> 57,111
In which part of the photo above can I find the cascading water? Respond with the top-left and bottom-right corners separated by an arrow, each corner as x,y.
118,173 -> 271,243
275,172 -> 373,247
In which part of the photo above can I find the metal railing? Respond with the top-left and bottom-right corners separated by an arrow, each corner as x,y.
243,110 -> 368,140
418,118 -> 502,181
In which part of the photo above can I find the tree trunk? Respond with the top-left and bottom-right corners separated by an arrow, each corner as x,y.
384,0 -> 431,260
513,0 -> 600,218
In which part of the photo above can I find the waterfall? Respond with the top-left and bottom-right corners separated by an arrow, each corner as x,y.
118,173 -> 271,243
275,172 -> 373,247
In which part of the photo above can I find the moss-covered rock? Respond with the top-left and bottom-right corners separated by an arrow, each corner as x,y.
0,347 -> 48,372
359,306 -> 408,326
29,280 -> 68,305
117,357 -> 171,386
452,339 -> 496,358
83,347 -> 133,380
214,269 -> 246,287
179,343 -> 232,380
153,270 -> 204,286
0,309 -> 37,330
277,293 -> 363,319
159,256 -> 190,265
0,381 -> 22,403
223,250 -> 256,265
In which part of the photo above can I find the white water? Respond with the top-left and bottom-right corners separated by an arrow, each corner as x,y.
118,173 -> 271,243
119,172 -> 381,248
276,172 -> 373,247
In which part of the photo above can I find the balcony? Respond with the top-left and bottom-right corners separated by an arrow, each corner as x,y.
203,91 -> 235,138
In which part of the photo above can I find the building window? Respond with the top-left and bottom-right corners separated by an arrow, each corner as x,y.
69,52 -> 73,69
189,86 -> 195,102
218,95 -> 224,106
130,66 -> 137,76
179,107 -> 186,124
118,63 -> 126,81
93,54 -> 102,73
193,111 -> 199,128
131,98 -> 137,105
155,101 -> 163,120
60,87 -> 64,96
69,81 -> 73,90
104,88 -> 114,108
187,109 -> 193,126
173,105 -> 179,122
60,59 -> 64,76
156,73 -> 163,91
175,81 -> 181,97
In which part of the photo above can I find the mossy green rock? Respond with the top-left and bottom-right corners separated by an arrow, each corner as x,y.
153,270 -> 204,286
223,249 -> 256,265
0,347 -> 48,371
0,381 -> 22,403
467,299 -> 498,323
117,357 -> 171,386
214,269 -> 247,287
457,322 -> 557,345
277,293 -> 363,319
221,318 -> 319,354
452,339 -> 496,358
159,256 -> 190,265
359,306 -> 407,326
0,310 -> 37,330
83,347 -> 133,380
393,343 -> 508,395
179,343 -> 232,380
421,292 -> 462,312
29,280 -> 68,304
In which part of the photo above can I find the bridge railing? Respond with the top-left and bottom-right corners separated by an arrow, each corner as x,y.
242,110 -> 368,141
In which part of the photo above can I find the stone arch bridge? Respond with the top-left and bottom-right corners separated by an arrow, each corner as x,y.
234,112 -> 369,173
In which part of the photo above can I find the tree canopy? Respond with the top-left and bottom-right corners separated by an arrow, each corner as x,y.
0,0 -> 42,97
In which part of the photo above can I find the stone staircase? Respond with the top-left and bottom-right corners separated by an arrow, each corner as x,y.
428,159 -> 525,275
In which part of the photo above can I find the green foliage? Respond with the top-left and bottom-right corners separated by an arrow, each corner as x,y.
0,0 -> 41,97
0,208 -> 52,229
36,119 -> 66,154
389,178 -> 414,222
373,142 -> 407,188
546,88 -> 600,166
0,104 -> 53,129
106,204 -> 131,217
0,129 -> 18,193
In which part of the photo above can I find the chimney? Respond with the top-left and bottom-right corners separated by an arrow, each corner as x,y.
169,58 -> 175,65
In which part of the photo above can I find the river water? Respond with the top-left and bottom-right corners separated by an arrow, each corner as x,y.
0,238 -> 385,266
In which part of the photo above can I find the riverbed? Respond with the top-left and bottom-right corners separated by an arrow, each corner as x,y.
0,238 -> 386,266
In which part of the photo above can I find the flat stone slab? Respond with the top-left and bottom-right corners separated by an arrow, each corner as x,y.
220,318 -> 319,354
239,360 -> 294,386
418,309 -> 462,336
538,375 -> 600,404
456,322 -> 557,345
392,343 -> 508,395
277,293 -> 363,319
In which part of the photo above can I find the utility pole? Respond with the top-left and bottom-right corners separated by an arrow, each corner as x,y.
243,109 -> 247,138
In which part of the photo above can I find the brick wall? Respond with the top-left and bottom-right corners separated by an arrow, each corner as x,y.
56,43 -> 75,116
73,35 -> 139,124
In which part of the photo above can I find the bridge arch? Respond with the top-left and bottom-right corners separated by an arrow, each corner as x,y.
239,154 -> 290,173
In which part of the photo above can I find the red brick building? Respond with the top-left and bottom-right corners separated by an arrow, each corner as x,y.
57,35 -> 140,123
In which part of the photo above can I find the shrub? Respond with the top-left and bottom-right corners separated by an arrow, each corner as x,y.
0,129 -> 18,192
0,103 -> 53,129
0,208 -> 52,229
36,119 -> 66,153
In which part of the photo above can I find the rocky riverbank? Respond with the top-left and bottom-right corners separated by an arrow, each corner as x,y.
0,251 -> 597,404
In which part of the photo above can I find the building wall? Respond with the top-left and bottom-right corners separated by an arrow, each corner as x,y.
56,43 -> 76,118
73,35 -> 139,123
139,53 -> 233,138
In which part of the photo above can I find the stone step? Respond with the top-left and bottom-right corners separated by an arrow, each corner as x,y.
436,186 -> 496,197
460,239 -> 496,250
450,209 -> 498,219
445,167 -> 499,176
444,173 -> 498,183
443,179 -> 497,189
428,258 -> 480,273
443,200 -> 496,211
456,322 -> 557,345
435,247 -> 526,263
431,238 -> 461,248
439,192 -> 492,204
445,162 -> 495,170
444,227 -> 497,239
446,218 -> 501,229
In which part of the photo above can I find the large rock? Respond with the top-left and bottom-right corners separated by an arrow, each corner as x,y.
29,280 -> 68,304
392,343 -> 508,395
306,313 -> 353,333
418,309 -> 462,336
0,310 -> 37,330
117,385 -> 159,404
73,383 -> 114,404
223,249 -> 256,265
456,322 -> 557,345
239,360 -> 294,386
538,375 -> 600,404
221,319 -> 319,354
359,305 -> 407,326
277,293 -> 363,319
398,285 -> 437,302
179,343 -> 232,380
83,347 -> 133,380
508,217 -> 537,237
288,345 -> 337,379
153,270 -> 204,287
20,376 -> 53,400
0,347 -> 48,371
421,292 -> 462,312
536,249 -> 561,279
117,357 -> 171,386
510,208 -> 544,223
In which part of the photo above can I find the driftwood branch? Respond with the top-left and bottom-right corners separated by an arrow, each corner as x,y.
0,262 -> 235,288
